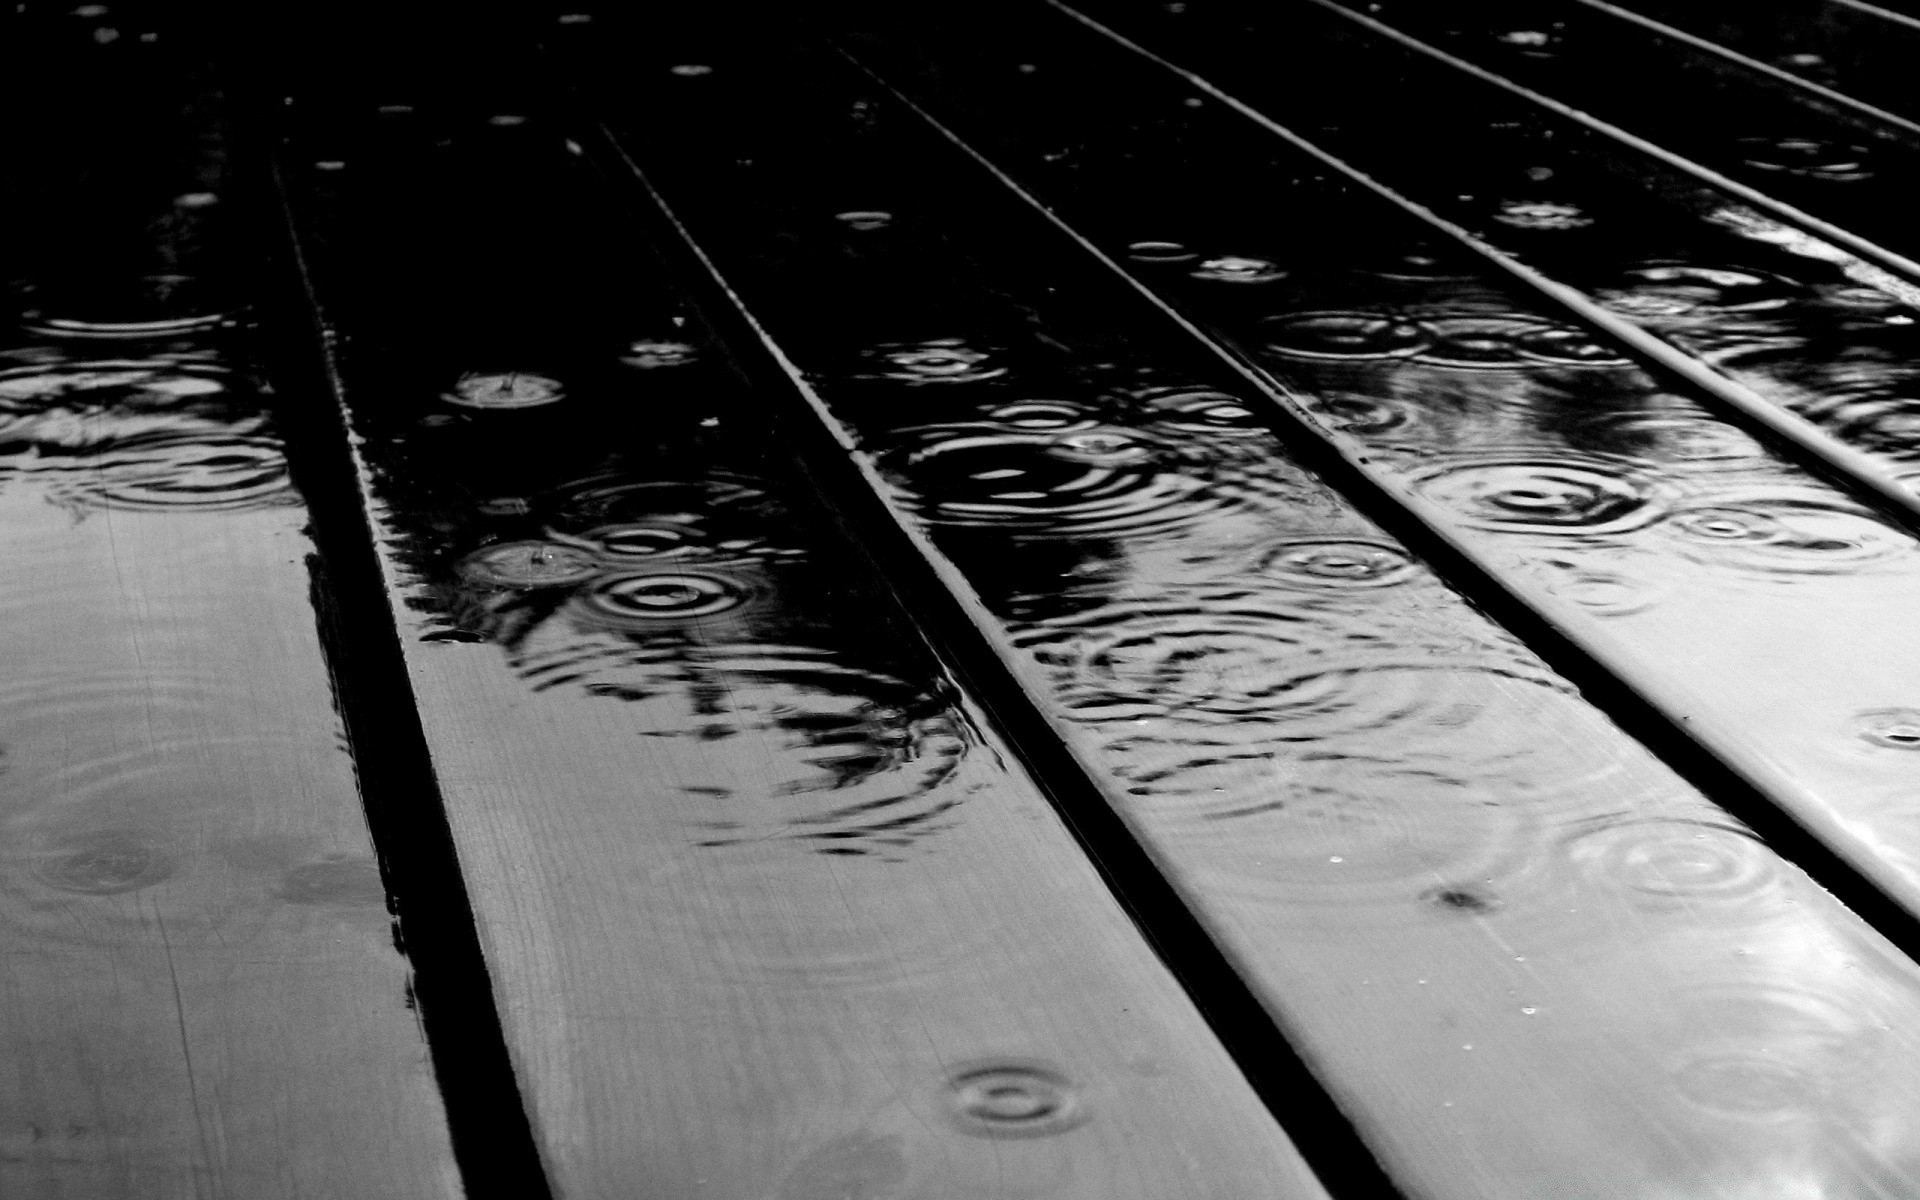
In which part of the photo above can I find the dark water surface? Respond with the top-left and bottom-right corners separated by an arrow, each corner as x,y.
275,28 -> 1329,1197
552,7 -> 1920,1195
829,0 -> 1920,919
1060,0 -> 1920,503
0,5 -> 459,1193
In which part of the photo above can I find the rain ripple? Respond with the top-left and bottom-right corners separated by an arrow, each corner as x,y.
1410,456 -> 1667,537
0,358 -> 294,513
1655,487 -> 1915,579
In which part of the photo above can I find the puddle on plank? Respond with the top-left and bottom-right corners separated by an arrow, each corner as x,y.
556,12 -> 1920,1193
284,79 -> 1329,1197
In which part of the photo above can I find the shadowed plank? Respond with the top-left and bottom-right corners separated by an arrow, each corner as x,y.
547,9 -> 1920,1195
0,8 -> 461,1196
271,23 -> 1333,1199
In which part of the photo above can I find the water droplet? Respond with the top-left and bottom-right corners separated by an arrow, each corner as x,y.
1189,255 -> 1286,283
556,12 -> 592,23
1125,240 -> 1197,264
835,210 -> 892,230
35,833 -> 173,894
1855,708 -> 1920,750
459,540 -> 602,588
578,570 -> 752,625
670,63 -> 713,76
442,370 -> 566,410
1411,459 -> 1664,536
1493,200 -> 1593,231
1262,310 -> 1431,361
945,1061 -> 1087,1138
488,114 -> 527,127
172,192 -> 218,209
1260,539 -> 1416,588
1498,29 -> 1550,45
314,160 -> 346,171
619,339 -> 698,369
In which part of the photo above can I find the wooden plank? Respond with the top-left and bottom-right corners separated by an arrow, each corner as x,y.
1566,0 -> 1920,133
271,24 -> 1336,1200
0,9 -> 462,1196
547,10 -> 1920,1195
824,0 -> 1920,914
1043,0 -> 1920,508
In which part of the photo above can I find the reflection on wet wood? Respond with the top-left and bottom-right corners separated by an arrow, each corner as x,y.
273,30 -> 1330,1198
848,0 -> 1920,916
0,8 -> 459,1195
551,8 -> 1920,1193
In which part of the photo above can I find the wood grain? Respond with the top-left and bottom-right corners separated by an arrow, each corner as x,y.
546,11 -> 1920,1194
275,41 -> 1332,1199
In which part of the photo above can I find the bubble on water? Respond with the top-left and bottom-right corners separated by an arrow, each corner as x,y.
1659,490 -> 1913,578
1563,817 -> 1783,911
945,1061 -> 1087,1138
1125,240 -> 1197,264
1263,311 -> 1432,361
1735,137 -> 1874,182
619,339 -> 698,369
459,540 -> 603,588
986,400 -> 1096,431
34,832 -> 175,894
862,339 -> 1007,385
1855,708 -> 1920,750
443,370 -> 566,409
575,570 -> 753,627
1260,539 -> 1417,589
1048,429 -> 1153,464
1410,458 -> 1665,536
835,210 -> 893,231
1189,255 -> 1287,283
1493,200 -> 1593,231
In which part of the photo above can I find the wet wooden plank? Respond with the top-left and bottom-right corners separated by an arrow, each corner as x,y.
270,20 -> 1334,1200
546,9 -> 1920,1196
1567,0 -> 1920,132
830,0 -> 1920,915
0,9 -> 462,1196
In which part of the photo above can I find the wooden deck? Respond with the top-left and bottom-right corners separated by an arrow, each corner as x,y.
8,1 -> 1920,1196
